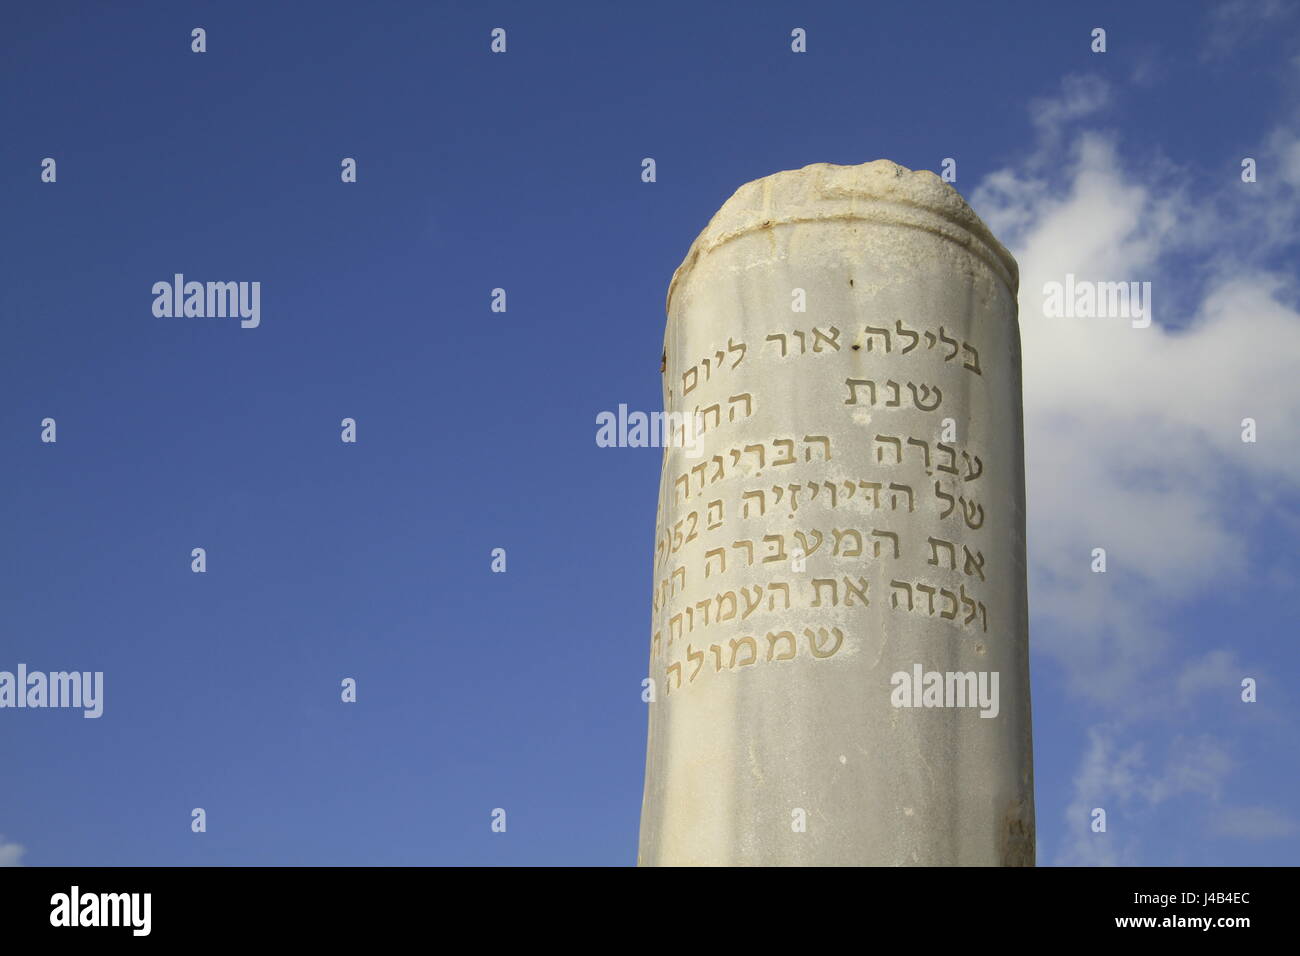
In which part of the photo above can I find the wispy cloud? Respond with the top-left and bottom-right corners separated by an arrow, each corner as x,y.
975,78 -> 1300,710
1059,728 -> 1236,865
1210,805 -> 1299,839
0,835 -> 25,867
1201,0 -> 1294,62
971,71 -> 1300,863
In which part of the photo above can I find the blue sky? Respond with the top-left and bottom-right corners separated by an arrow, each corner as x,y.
2,0 -> 1297,865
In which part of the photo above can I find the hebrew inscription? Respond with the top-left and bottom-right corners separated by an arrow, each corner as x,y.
651,309 -> 1000,698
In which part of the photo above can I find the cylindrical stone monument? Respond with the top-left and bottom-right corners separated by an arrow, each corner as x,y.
638,160 -> 1033,866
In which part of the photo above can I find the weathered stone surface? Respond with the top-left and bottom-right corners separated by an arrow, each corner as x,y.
638,160 -> 1034,866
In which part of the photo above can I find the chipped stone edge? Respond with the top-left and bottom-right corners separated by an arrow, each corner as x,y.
665,160 -> 1020,318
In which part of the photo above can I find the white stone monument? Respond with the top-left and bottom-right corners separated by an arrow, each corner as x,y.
638,161 -> 1034,866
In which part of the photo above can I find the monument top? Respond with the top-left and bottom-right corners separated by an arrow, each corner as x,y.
666,160 -> 1019,314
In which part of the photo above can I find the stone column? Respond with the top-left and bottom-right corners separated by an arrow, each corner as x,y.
638,161 -> 1033,866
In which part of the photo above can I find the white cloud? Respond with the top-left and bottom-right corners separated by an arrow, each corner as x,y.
0,836 -> 25,867
972,77 -> 1300,709
1058,726 -> 1146,866
1210,805 -> 1299,839
1059,728 -> 1236,865
971,73 -> 1300,863
1201,0 -> 1294,61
